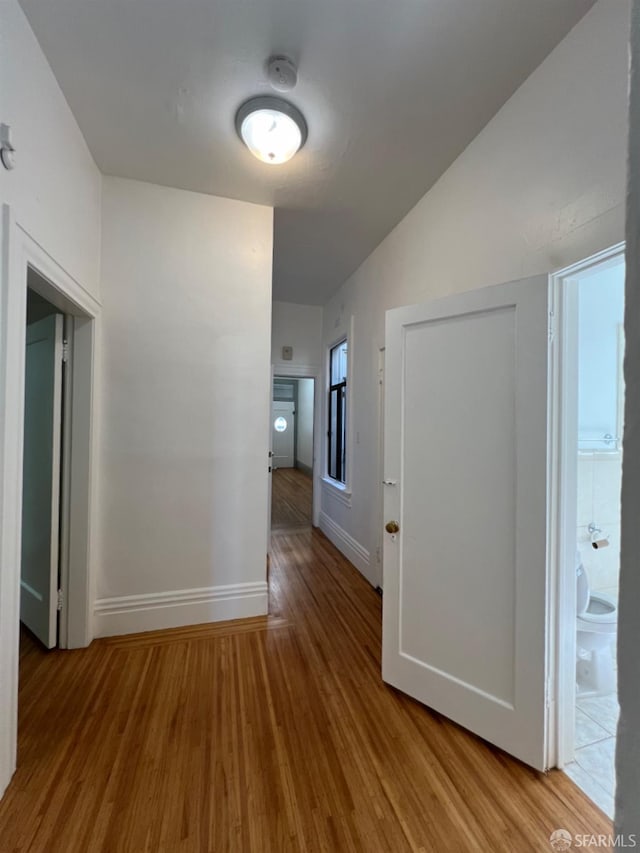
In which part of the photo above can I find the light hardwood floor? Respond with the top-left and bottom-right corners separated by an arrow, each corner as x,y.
271,467 -> 312,532
0,527 -> 610,850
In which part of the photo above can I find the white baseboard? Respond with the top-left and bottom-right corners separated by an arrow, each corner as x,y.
94,582 -> 268,637
318,511 -> 374,585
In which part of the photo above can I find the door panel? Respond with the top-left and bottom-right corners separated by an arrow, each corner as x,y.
383,276 -> 549,770
272,401 -> 295,468
21,314 -> 63,648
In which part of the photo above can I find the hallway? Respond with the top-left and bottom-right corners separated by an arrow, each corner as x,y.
0,528 -> 610,851
271,467 -> 312,533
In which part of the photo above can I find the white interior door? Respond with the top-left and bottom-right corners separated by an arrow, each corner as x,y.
267,367 -> 275,550
20,314 -> 63,648
272,401 -> 295,469
382,276 -> 550,771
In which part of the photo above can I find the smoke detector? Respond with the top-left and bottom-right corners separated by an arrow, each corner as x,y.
267,56 -> 298,93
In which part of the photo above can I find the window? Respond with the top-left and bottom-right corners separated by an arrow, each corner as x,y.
328,340 -> 348,483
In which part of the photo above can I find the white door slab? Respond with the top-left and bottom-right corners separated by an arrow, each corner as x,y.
382,276 -> 550,770
272,401 -> 295,468
20,314 -> 63,648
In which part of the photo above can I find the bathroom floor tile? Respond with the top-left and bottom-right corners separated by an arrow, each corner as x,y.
574,738 -> 616,795
575,708 -> 611,749
577,695 -> 620,736
564,761 -> 615,819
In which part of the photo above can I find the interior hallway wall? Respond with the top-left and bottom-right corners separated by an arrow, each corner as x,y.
96,177 -> 273,634
271,301 -> 323,375
319,0 -> 630,587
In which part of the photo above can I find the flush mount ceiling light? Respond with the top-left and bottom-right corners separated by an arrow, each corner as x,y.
235,96 -> 308,165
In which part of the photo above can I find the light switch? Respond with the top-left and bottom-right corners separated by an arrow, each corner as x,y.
282,346 -> 293,361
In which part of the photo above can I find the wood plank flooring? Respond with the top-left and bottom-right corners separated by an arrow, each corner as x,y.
0,528 -> 611,851
271,467 -> 312,532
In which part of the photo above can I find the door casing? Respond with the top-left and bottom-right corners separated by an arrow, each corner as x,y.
549,241 -> 625,768
0,205 -> 100,798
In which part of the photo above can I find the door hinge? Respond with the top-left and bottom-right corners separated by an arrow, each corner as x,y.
547,311 -> 555,343
545,676 -> 553,708
62,340 -> 70,363
57,588 -> 64,611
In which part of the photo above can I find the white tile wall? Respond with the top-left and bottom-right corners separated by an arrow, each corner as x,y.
576,452 -> 622,595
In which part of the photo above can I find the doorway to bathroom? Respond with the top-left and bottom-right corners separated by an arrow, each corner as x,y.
551,244 -> 624,818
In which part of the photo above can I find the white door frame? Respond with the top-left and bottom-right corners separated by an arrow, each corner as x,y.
549,241 -> 625,768
0,205 -> 100,797
375,347 -> 385,591
270,365 -> 321,527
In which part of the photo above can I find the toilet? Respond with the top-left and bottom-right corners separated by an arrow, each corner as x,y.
576,556 -> 617,696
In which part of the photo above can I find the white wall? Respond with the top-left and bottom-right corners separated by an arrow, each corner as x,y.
577,453 -> 622,595
271,301 -> 323,375
577,259 -> 625,443
95,177 -> 273,634
296,378 -> 314,471
575,258 -> 625,599
320,0 -> 630,586
617,0 -> 640,836
0,0 -> 101,297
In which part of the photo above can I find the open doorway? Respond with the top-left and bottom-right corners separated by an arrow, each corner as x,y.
20,287 -> 68,650
552,246 -> 624,818
270,376 -> 315,533
0,213 -> 100,794
16,261 -> 97,652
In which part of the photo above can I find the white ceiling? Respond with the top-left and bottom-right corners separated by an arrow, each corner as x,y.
20,0 -> 594,304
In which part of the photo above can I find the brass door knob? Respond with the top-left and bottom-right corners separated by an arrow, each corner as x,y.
385,520 -> 400,534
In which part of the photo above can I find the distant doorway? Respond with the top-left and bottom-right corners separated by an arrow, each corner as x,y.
270,377 -> 314,533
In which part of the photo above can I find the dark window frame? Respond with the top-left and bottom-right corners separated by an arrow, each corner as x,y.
328,341 -> 347,484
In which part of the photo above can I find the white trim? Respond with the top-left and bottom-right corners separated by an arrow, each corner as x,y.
0,206 -> 21,798
345,316 -> 355,491
321,476 -> 352,507
16,223 -> 101,318
547,272 -> 579,769
552,242 -> 625,280
549,242 -> 625,769
20,228 -> 99,650
319,510 -> 373,585
375,347 -> 386,591
94,582 -> 269,637
272,361 -> 320,377
325,320 -> 354,493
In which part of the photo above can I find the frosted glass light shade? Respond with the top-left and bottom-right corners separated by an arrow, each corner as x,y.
236,97 -> 307,165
